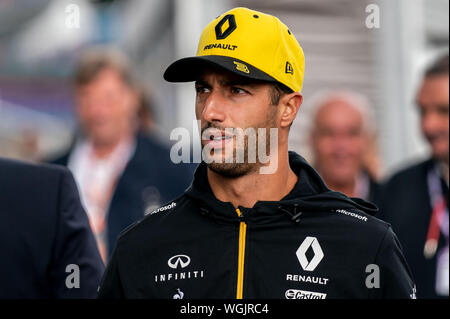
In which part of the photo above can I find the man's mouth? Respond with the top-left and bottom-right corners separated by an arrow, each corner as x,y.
210,135 -> 232,141
203,129 -> 234,149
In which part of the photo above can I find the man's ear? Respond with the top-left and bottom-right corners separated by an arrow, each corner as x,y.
279,92 -> 303,128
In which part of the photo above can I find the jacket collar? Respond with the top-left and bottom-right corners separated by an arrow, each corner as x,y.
185,151 -> 378,224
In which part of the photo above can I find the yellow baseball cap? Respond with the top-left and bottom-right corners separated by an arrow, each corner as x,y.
164,7 -> 305,92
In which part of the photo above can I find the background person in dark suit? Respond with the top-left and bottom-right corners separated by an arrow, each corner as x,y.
50,48 -> 193,262
0,158 -> 104,298
379,54 -> 449,298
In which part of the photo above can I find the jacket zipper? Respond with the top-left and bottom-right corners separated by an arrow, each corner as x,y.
235,208 -> 247,299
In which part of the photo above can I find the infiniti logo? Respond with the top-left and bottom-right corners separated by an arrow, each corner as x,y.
168,255 -> 191,269
155,254 -> 203,283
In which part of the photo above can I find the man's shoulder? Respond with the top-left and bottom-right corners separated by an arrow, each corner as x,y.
115,194 -> 191,245
0,157 -> 70,183
385,158 -> 432,186
319,206 -> 398,268
300,190 -> 386,231
0,158 -> 76,222
328,206 -> 391,238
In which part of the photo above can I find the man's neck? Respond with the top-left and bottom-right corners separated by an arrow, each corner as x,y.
207,151 -> 298,209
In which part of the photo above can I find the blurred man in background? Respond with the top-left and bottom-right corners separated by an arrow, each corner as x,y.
309,91 -> 382,203
0,158 -> 104,298
50,49 -> 192,262
379,54 -> 449,298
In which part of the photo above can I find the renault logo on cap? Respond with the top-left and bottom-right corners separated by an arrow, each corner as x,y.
215,14 -> 237,40
296,237 -> 324,271
168,255 -> 191,269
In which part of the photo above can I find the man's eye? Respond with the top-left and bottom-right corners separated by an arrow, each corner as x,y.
231,87 -> 247,94
195,86 -> 210,94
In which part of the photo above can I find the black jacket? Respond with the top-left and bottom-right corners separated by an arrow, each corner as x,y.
0,158 -> 104,298
98,152 -> 415,299
51,133 -> 194,259
378,158 -> 448,299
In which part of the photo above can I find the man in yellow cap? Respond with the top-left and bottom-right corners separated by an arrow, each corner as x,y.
98,7 -> 415,299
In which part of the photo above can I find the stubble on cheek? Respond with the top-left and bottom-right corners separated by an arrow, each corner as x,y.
203,107 -> 278,177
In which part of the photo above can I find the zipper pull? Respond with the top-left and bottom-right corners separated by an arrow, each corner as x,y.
236,208 -> 245,220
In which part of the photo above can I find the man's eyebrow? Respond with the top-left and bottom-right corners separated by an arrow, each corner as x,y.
195,79 -> 209,87
195,76 -> 264,88
219,78 -> 260,87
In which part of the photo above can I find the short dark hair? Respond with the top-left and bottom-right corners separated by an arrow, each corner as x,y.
269,82 -> 294,105
74,49 -> 135,88
425,53 -> 449,78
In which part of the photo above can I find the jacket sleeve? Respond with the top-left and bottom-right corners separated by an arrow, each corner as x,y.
49,168 -> 105,298
97,245 -> 124,299
374,225 -> 417,299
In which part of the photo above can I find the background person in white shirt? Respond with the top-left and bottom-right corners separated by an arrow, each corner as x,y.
51,48 -> 193,262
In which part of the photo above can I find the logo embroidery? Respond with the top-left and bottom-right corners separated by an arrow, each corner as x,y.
285,61 -> 294,74
155,255 -> 204,282
410,285 -> 417,299
335,209 -> 368,222
234,61 -> 250,74
296,236 -> 324,271
285,289 -> 327,299
173,288 -> 184,299
215,14 -> 237,40
168,255 -> 191,269
145,202 -> 176,216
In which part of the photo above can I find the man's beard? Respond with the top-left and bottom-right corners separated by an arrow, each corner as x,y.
208,155 -> 255,178
201,109 -> 278,178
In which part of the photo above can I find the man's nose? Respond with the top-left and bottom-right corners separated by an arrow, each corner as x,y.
202,90 -> 226,123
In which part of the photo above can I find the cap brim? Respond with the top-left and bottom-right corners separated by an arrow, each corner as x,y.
163,55 -> 277,83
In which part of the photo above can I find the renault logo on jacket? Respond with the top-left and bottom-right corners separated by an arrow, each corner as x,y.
168,255 -> 191,269
296,237 -> 324,271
